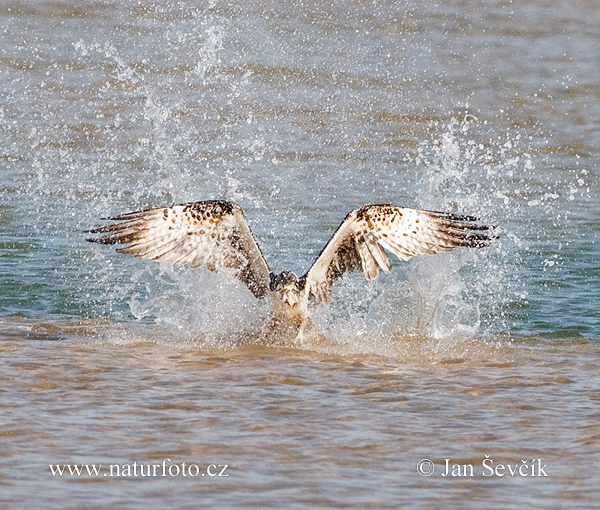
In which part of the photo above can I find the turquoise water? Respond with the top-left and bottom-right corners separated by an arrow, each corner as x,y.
0,1 -> 599,508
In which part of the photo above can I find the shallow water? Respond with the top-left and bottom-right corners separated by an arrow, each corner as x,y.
2,317 -> 600,509
1,0 -> 599,508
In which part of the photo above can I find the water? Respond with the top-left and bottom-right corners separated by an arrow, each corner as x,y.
0,0 -> 598,508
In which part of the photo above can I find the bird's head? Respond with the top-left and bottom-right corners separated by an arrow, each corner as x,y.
269,271 -> 299,292
270,271 -> 305,308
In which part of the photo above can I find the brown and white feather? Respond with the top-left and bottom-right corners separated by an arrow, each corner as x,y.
303,205 -> 492,303
88,201 -> 271,298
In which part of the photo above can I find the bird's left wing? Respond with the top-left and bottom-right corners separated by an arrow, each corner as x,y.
303,204 -> 493,303
87,200 -> 271,298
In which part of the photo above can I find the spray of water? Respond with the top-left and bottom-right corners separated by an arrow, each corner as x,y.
83,113 -> 536,354
309,113 -> 559,356
127,263 -> 268,345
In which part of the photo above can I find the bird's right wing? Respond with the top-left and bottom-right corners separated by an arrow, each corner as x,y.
303,204 -> 493,303
87,200 -> 271,298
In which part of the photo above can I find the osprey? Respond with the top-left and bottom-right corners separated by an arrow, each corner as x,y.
88,201 -> 493,340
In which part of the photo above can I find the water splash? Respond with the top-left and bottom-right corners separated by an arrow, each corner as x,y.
309,113 -> 554,349
127,263 -> 268,344
110,114 -> 544,350
407,113 -> 593,340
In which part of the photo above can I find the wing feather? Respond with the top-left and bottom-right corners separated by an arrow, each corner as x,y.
366,234 -> 391,274
88,200 -> 271,298
303,204 -> 493,303
358,240 -> 378,279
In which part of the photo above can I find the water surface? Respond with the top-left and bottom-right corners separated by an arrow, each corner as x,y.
0,0 -> 599,508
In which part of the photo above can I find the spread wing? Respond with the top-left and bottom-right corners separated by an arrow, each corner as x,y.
303,204 -> 493,303
87,200 -> 271,298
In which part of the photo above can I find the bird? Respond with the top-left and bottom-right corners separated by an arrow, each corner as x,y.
87,200 -> 494,342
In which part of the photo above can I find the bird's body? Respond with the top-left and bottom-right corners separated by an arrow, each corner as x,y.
88,200 -> 493,341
